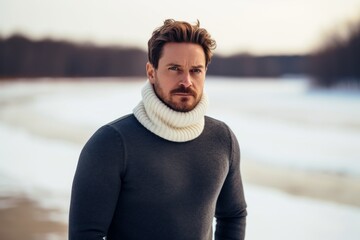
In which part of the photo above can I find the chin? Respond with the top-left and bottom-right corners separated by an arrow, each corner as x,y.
165,95 -> 200,112
172,102 -> 197,112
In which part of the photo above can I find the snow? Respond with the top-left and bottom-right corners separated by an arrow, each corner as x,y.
205,77 -> 360,175
0,124 -> 79,219
1,77 -> 360,239
246,185 -> 360,240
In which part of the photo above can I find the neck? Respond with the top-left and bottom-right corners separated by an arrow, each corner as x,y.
133,81 -> 208,142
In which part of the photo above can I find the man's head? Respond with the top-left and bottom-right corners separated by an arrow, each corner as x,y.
146,19 -> 216,112
148,19 -> 216,69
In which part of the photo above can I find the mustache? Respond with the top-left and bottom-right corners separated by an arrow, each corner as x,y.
170,86 -> 197,96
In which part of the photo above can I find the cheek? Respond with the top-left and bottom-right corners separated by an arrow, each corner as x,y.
155,78 -> 173,94
194,78 -> 205,90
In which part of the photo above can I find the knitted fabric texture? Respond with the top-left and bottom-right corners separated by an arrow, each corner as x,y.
133,81 -> 208,142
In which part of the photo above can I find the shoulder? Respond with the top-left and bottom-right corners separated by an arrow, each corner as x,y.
101,114 -> 141,135
205,115 -> 228,127
77,117 -> 128,178
83,114 -> 136,149
107,114 -> 137,129
204,116 -> 240,166
204,115 -> 239,151
204,116 -> 234,137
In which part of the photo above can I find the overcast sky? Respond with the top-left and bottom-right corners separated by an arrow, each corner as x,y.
1,0 -> 360,55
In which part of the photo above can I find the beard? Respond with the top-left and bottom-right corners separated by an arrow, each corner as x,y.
152,81 -> 202,112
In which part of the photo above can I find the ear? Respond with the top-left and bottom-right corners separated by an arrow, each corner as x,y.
146,62 -> 156,83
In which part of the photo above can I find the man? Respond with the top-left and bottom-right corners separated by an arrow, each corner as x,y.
69,19 -> 247,240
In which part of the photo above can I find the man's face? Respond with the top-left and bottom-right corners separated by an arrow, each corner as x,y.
147,42 -> 206,112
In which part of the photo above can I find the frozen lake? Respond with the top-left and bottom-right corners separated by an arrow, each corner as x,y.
0,76 -> 360,239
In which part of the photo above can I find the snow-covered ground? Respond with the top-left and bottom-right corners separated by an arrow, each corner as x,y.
205,77 -> 360,176
0,77 -> 360,239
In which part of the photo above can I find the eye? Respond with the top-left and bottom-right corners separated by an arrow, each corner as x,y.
168,66 -> 180,71
191,68 -> 202,74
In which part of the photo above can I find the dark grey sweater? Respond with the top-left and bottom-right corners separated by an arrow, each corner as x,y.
69,114 -> 247,240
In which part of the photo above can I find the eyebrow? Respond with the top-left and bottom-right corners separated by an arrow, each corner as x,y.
192,65 -> 205,69
166,63 -> 205,69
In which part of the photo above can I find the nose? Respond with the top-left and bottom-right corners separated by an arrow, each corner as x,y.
179,72 -> 192,88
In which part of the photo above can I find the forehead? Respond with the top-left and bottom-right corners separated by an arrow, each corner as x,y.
159,42 -> 206,66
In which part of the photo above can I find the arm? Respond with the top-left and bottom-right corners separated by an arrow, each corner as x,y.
215,127 -> 247,240
69,125 -> 125,240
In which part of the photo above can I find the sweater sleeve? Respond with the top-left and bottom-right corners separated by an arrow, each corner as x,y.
69,125 -> 125,240
215,126 -> 247,240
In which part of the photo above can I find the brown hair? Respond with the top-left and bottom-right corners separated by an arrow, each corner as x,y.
148,19 -> 216,69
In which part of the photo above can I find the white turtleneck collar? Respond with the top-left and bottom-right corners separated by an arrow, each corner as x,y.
133,81 -> 208,142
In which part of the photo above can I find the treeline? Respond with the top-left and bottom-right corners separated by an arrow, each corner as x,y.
0,35 -> 147,77
1,16 -> 359,87
0,34 -> 307,78
308,19 -> 360,87
208,54 -> 307,77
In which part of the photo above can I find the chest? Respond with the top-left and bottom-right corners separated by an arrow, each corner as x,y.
121,138 -> 230,204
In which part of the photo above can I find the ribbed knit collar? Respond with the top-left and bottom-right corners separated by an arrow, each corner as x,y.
133,81 -> 208,142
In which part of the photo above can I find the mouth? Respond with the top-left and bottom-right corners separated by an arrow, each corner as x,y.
170,87 -> 196,98
173,92 -> 193,96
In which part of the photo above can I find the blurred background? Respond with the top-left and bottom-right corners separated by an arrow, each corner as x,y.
1,0 -> 360,239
